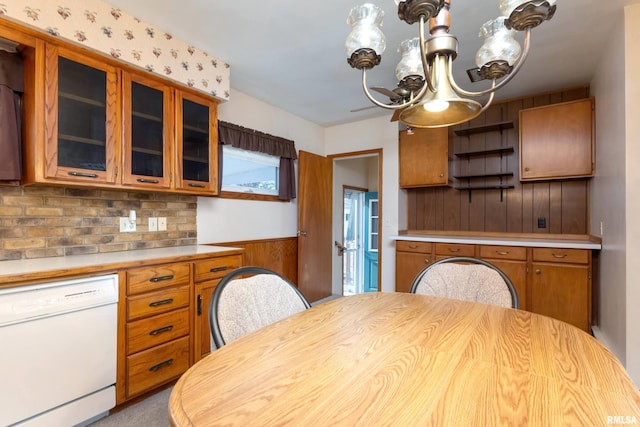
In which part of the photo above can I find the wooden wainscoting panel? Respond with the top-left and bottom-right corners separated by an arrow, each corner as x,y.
210,237 -> 298,285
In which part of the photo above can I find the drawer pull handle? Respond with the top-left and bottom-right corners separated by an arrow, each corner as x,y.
149,325 -> 174,336
149,298 -> 174,307
137,178 -> 160,184
149,358 -> 174,372
408,245 -> 418,249
150,275 -> 174,283
68,171 -> 98,178
424,259 -> 430,264
210,266 -> 230,273
188,183 -> 206,188
449,248 -> 460,253
496,251 -> 509,255
552,253 -> 568,259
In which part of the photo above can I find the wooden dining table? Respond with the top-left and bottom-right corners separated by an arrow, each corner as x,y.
169,292 -> 640,426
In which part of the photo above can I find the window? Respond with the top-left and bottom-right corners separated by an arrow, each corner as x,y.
368,199 -> 378,252
221,145 -> 279,196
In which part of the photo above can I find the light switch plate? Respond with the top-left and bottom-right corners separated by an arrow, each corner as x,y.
148,217 -> 158,232
158,217 -> 167,231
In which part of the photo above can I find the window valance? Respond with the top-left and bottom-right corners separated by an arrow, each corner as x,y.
218,121 -> 297,160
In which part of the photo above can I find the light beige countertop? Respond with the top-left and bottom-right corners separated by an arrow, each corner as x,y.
392,231 -> 602,250
0,245 -> 243,287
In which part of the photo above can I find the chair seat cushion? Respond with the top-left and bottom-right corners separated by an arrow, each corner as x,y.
414,263 -> 513,308
217,274 -> 308,343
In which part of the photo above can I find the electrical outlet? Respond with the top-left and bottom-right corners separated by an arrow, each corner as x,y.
158,217 -> 167,231
537,217 -> 546,229
148,217 -> 158,232
119,217 -> 136,232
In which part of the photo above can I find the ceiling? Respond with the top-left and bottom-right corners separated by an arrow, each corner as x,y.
106,0 -> 638,127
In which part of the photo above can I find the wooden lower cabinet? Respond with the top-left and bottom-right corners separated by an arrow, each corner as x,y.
395,241 -> 433,293
395,241 -> 592,332
117,250 -> 243,404
193,254 -> 242,361
530,248 -> 591,331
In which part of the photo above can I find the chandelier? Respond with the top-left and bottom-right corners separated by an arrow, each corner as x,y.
345,0 -> 557,128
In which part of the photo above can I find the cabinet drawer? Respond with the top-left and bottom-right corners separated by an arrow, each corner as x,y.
396,241 -> 432,254
127,308 -> 190,354
479,245 -> 527,261
194,255 -> 242,283
126,263 -> 190,295
435,243 -> 475,257
126,336 -> 190,398
532,248 -> 589,264
127,285 -> 190,321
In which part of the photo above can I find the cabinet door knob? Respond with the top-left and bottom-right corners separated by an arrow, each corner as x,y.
424,258 -> 430,264
535,269 -> 541,274
524,167 -> 530,172
439,173 -> 444,177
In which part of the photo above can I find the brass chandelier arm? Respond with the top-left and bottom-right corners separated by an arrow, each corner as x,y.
476,80 -> 498,114
360,68 -> 427,111
448,28 -> 532,97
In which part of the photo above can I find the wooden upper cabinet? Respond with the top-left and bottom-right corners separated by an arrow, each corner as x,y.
43,44 -> 120,185
122,72 -> 172,189
175,90 -> 219,195
21,36 -> 220,195
399,127 -> 449,188
519,98 -> 594,181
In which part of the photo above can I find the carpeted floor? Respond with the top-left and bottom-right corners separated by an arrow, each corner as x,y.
88,387 -> 172,427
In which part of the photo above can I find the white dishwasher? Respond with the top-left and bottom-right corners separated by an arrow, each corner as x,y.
0,274 -> 118,427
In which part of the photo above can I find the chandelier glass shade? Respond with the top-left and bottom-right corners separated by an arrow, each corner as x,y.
345,0 -> 557,128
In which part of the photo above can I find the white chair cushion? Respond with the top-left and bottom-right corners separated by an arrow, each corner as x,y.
414,263 -> 513,308
217,274 -> 308,344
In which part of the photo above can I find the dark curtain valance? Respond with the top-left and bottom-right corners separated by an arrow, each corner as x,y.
218,120 -> 297,200
218,121 -> 297,160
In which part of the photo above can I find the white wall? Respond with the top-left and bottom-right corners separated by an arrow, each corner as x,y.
197,90 -> 325,243
589,7 -> 627,363
623,3 -> 640,385
325,116 -> 400,292
590,3 -> 640,386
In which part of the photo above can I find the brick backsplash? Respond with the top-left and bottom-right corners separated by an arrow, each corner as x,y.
0,186 -> 197,261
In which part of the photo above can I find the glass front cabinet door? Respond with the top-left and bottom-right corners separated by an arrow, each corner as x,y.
122,72 -> 172,189
175,91 -> 218,195
44,44 -> 119,184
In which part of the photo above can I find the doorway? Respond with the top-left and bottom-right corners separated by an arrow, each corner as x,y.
330,150 -> 382,296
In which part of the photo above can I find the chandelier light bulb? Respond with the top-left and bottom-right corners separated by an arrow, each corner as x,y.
423,100 -> 450,113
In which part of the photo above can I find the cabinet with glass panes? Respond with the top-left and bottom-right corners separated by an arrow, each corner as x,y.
43,44 -> 120,185
122,71 -> 172,189
175,90 -> 218,194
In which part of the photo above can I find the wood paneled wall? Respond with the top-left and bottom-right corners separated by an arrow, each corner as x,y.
406,86 -> 591,234
211,237 -> 298,285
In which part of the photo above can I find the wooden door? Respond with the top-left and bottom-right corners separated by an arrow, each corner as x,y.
363,192 -> 379,292
297,151 -> 332,302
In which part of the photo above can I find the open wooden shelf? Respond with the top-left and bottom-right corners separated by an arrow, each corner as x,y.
453,121 -> 514,136
455,147 -> 514,158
